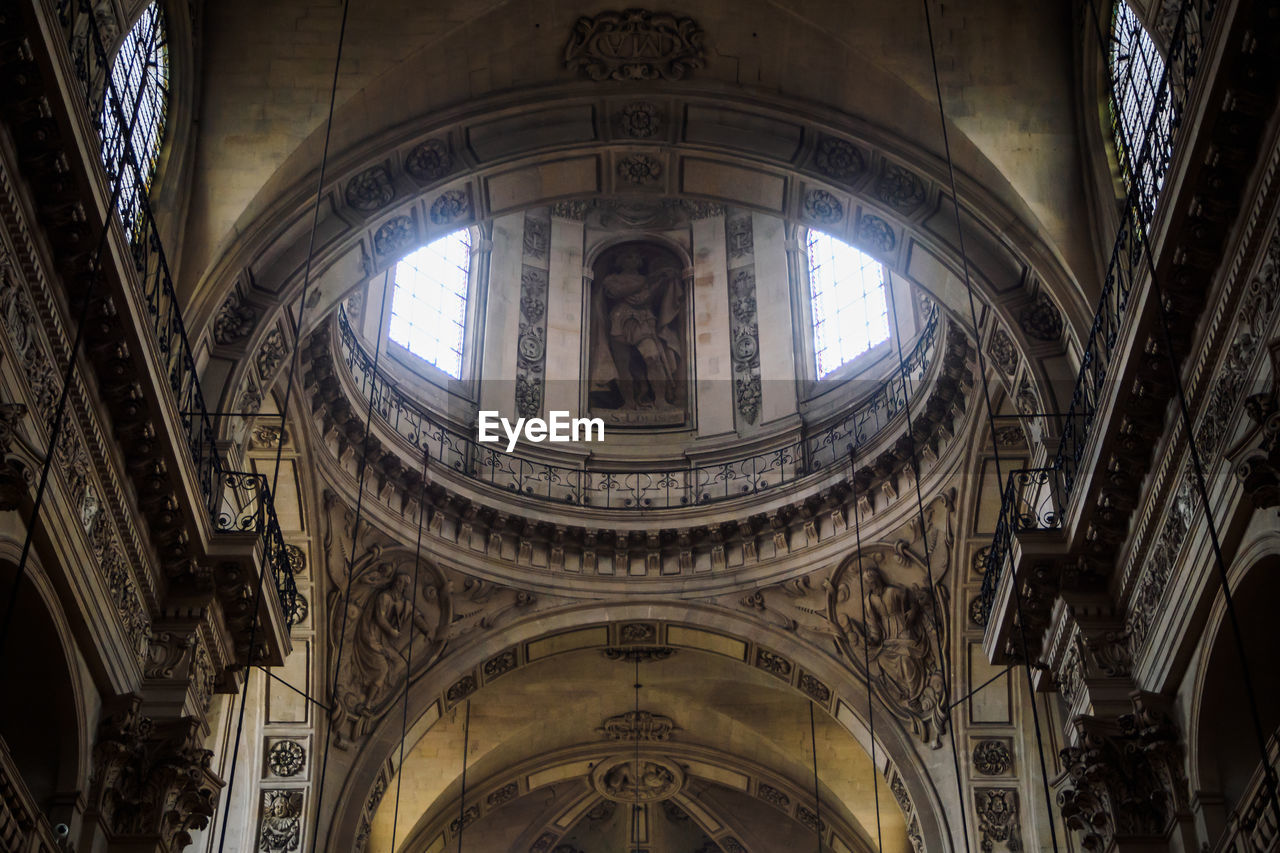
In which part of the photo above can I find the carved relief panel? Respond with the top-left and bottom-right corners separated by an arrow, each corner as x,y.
586,240 -> 691,427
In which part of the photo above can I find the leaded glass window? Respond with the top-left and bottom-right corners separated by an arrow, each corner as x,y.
100,1 -> 168,236
806,229 -> 890,378
1109,1 -> 1172,224
388,229 -> 473,379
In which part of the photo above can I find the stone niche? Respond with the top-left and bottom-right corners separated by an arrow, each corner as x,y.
586,239 -> 692,428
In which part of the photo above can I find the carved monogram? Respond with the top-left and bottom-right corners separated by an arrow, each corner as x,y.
564,10 -> 706,82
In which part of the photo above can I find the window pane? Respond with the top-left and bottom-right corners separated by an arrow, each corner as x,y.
806,230 -> 890,378
99,1 -> 168,238
389,229 -> 473,379
1109,1 -> 1172,224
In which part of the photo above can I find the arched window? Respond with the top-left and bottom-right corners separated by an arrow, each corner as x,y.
805,229 -> 890,378
1109,0 -> 1172,223
100,1 -> 169,235
388,229 -> 473,379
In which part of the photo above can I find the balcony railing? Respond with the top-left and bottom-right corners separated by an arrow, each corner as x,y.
335,302 -> 941,510
52,0 -> 297,622
977,0 -> 1213,622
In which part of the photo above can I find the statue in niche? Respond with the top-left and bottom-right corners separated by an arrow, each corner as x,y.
328,543 -> 450,747
588,241 -> 689,427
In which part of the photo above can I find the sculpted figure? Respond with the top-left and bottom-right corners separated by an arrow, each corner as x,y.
348,572 -> 438,711
601,247 -> 683,409
258,792 -> 301,853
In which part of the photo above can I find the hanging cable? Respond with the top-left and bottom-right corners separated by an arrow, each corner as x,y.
633,653 -> 642,851
1082,0 -> 1280,825
214,1 -> 352,849
919,1 -> 1064,847
883,278 -> 974,853
809,701 -> 821,853
389,449 -> 432,850
849,448 -> 880,845
305,267 -> 394,852
457,699 -> 471,853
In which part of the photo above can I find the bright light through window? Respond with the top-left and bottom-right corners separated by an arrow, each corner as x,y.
100,1 -> 168,237
1110,1 -> 1172,222
388,229 -> 473,379
806,230 -> 890,378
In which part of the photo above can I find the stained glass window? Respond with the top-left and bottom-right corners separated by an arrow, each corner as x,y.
806,230 -> 890,378
100,1 -> 168,236
388,229 -> 473,379
1109,1 -> 1172,224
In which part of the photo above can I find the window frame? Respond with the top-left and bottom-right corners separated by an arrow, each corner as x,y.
100,0 -> 169,237
1107,0 -> 1173,225
368,226 -> 488,402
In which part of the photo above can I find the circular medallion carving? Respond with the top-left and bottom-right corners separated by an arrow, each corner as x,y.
405,139 -> 452,183
267,739 -> 305,777
973,739 -> 1013,775
803,189 -> 843,225
591,756 -> 684,803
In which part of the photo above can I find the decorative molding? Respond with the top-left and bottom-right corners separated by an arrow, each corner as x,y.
974,788 -> 1021,852
564,10 -> 706,82
726,236 -> 762,425
598,710 -> 679,741
345,164 -> 395,212
972,739 -> 1013,776
258,789 -> 303,853
266,740 -> 305,778
615,100 -> 664,138
404,139 -> 453,183
1018,293 -> 1063,342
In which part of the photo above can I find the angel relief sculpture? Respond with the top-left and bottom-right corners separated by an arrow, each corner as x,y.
328,545 -> 450,746
832,553 -> 950,748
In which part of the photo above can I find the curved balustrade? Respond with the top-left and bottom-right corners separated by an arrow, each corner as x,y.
54,0 -> 297,621
336,303 -> 940,511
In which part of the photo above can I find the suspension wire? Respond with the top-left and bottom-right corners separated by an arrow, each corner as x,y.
215,1 -> 352,848
1083,0 -> 1280,824
254,666 -> 332,713
883,278 -> 974,853
920,1 -> 1063,847
0,60 -> 144,661
457,699 -> 471,853
390,449 -> 432,849
306,267 -> 394,852
946,665 -> 1017,712
809,701 -> 821,853
847,449 -> 884,851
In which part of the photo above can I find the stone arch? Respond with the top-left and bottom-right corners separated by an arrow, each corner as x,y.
190,85 -> 1085,440
0,542 -> 90,815
1186,532 -> 1280,819
321,603 -> 957,852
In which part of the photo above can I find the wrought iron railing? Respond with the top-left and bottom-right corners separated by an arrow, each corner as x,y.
977,0 -> 1213,622
53,0 -> 298,622
336,303 -> 941,510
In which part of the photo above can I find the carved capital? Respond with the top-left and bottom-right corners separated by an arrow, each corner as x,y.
89,694 -> 224,851
1056,692 -> 1187,851
1236,338 -> 1280,508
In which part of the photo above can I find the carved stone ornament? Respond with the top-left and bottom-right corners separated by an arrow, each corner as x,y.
213,288 -> 257,346
591,755 -> 684,803
856,213 -> 896,255
616,100 -> 664,138
617,153 -> 663,185
1056,693 -> 1188,851
405,139 -> 453,183
345,164 -> 395,212
1018,293 -> 1064,342
988,325 -> 1019,377
564,10 -> 706,82
875,163 -> 928,212
813,136 -> 866,181
0,401 -> 28,510
258,789 -> 303,853
802,189 -> 843,225
1236,338 -> 1280,509
429,189 -> 470,225
602,645 -> 676,663
373,215 -> 416,259
973,740 -> 1013,776
828,495 -> 956,747
89,695 -> 224,851
975,788 -> 1021,852
327,542 -> 450,746
598,709 -> 679,741
267,740 -> 305,777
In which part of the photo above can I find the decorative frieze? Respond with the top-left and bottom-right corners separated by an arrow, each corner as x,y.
726,217 -> 763,426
